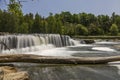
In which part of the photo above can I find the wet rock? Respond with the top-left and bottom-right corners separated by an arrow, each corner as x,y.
0,66 -> 30,80
0,32 -> 10,35
113,45 -> 120,51
83,39 -> 95,44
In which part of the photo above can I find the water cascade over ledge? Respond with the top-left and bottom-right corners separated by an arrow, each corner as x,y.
0,34 -> 79,52
0,34 -> 79,53
1,34 -> 120,61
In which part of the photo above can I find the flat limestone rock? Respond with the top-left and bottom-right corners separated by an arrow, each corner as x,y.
1,54 -> 120,64
0,66 -> 17,74
0,66 -> 29,80
3,71 -> 29,80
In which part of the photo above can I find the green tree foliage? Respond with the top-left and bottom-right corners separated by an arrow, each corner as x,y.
24,13 -> 34,33
8,0 -> 23,16
41,19 -> 48,33
111,13 -> 120,31
88,23 -> 104,35
60,12 -> 73,23
0,11 -> 19,33
76,24 -> 88,35
97,15 -> 111,34
18,22 -> 28,33
109,24 -> 119,35
47,13 -> 56,33
64,23 -> 75,36
79,13 -> 97,27
1,4 -> 120,36
31,13 -> 42,33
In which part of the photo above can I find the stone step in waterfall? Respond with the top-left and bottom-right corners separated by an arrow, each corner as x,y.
0,34 -> 76,51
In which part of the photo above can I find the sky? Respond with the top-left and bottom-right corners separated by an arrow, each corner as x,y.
0,0 -> 120,17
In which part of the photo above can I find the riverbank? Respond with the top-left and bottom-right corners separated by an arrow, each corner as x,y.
72,36 -> 120,39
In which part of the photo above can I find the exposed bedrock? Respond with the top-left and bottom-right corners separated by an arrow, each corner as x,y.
0,54 -> 120,64
0,66 -> 29,80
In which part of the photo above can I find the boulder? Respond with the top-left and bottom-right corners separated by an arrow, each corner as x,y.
83,39 -> 95,44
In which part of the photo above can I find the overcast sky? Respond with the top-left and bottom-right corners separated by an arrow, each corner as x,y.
0,0 -> 120,17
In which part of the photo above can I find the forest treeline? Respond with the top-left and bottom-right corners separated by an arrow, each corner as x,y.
0,0 -> 120,36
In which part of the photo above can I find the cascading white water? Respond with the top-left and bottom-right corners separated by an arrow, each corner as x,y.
0,34 -> 79,54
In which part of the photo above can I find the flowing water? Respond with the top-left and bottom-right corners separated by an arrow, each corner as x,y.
1,34 -> 120,80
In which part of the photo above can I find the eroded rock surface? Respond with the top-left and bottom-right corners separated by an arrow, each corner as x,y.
0,66 -> 29,80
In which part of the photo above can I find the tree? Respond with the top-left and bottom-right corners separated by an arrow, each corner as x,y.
60,11 -> 73,23
88,23 -> 103,35
8,0 -> 23,16
41,18 -> 48,33
97,15 -> 111,34
47,13 -> 56,33
112,15 -> 120,31
31,13 -> 42,33
18,22 -> 28,33
55,19 -> 63,34
79,13 -> 88,26
111,12 -> 115,23
0,9 -> 3,31
109,24 -> 119,35
0,11 -> 19,33
75,24 -> 88,35
24,13 -> 34,33
72,14 -> 79,24
78,13 -> 97,27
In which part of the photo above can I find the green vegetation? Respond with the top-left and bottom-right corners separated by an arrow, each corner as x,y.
73,36 -> 120,39
0,0 -> 120,36
109,24 -> 119,35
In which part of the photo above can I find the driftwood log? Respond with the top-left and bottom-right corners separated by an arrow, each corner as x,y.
0,54 -> 120,64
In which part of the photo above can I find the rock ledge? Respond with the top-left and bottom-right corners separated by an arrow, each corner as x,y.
0,66 -> 29,80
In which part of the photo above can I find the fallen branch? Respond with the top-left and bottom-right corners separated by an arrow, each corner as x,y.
0,54 -> 120,64
0,41 -> 10,50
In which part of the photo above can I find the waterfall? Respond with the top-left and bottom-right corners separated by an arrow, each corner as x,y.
0,34 -> 77,51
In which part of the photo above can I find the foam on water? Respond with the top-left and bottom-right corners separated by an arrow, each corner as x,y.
92,47 -> 116,52
75,44 -> 94,47
1,44 -> 86,57
1,44 -> 55,54
28,48 -> 73,57
1,42 -> 117,57
95,41 -> 120,45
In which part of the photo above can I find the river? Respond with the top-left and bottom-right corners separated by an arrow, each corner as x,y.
1,34 -> 120,80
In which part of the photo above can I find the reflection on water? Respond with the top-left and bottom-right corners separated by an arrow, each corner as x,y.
5,63 -> 119,80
